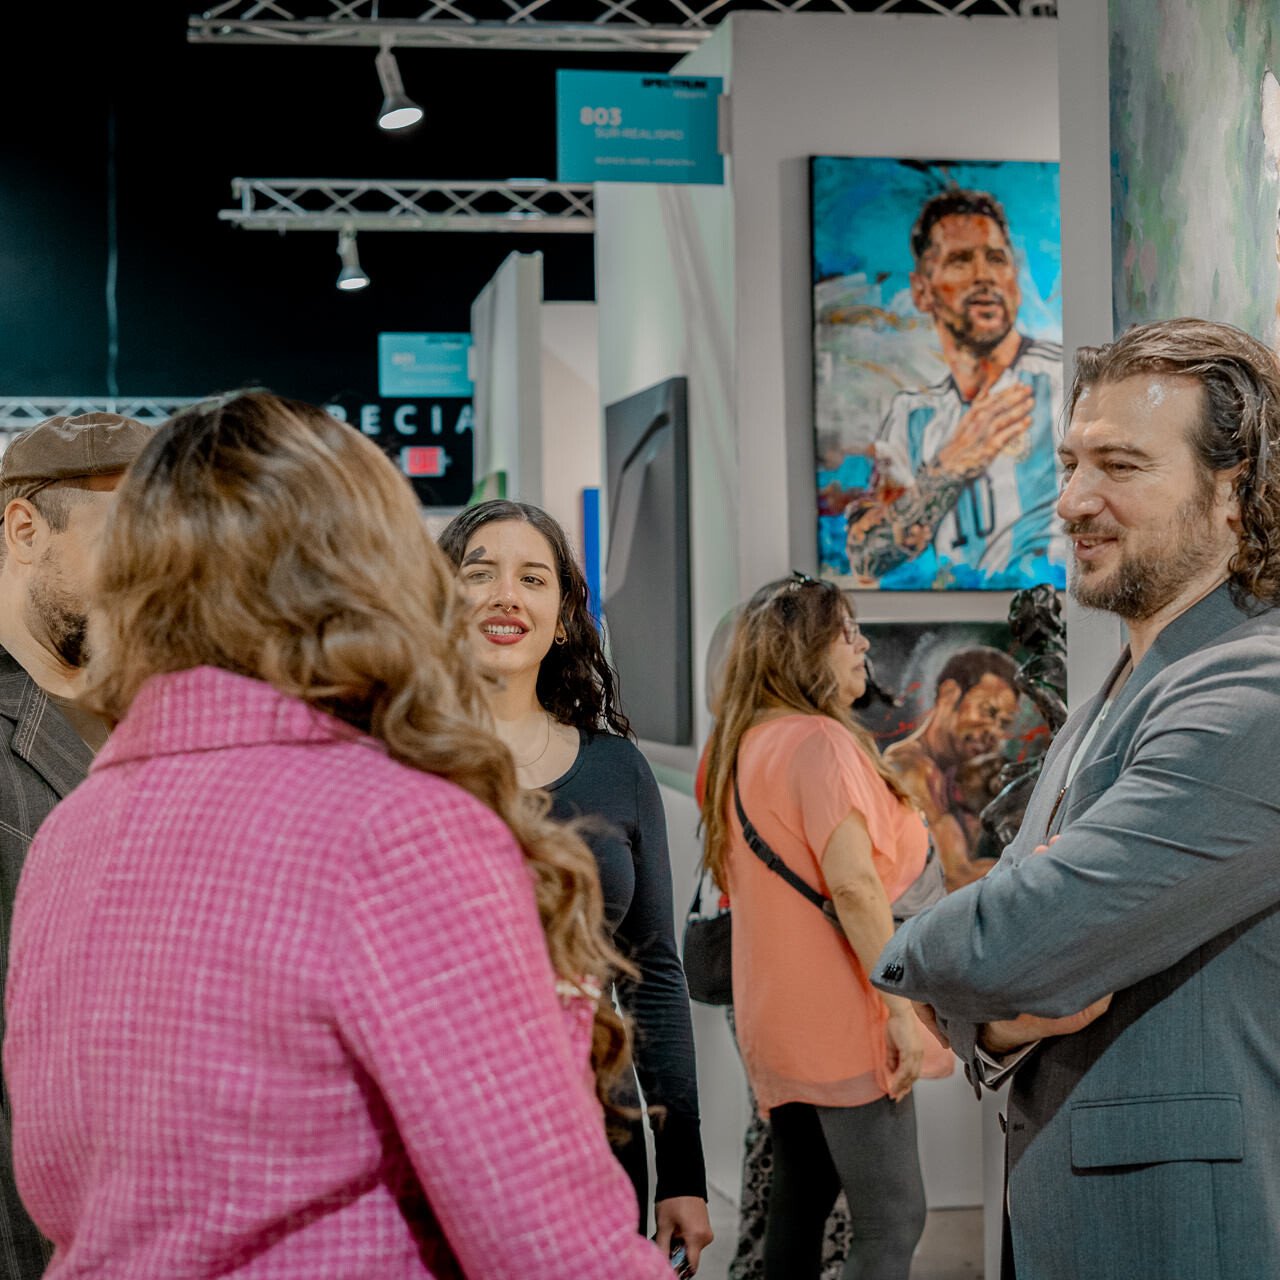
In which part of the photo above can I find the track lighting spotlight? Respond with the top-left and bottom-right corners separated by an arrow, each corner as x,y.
375,45 -> 423,132
336,229 -> 370,292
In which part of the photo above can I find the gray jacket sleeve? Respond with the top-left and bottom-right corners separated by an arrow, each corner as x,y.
874,641 -> 1280,1024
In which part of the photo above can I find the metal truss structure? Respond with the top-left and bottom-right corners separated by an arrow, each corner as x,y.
219,178 -> 596,233
0,398 -> 202,436
190,0 -> 1052,57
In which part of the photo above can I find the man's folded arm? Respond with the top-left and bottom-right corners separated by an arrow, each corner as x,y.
874,669 -> 1280,1025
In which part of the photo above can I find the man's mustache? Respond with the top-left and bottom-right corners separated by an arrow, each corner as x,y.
1064,519 -> 1124,538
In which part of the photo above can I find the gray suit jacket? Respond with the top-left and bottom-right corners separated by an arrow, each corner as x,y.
1,645 -> 92,1278
876,585 -> 1280,1280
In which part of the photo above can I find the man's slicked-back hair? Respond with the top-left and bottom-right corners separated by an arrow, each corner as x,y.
910,188 -> 1012,264
1068,317 -> 1280,606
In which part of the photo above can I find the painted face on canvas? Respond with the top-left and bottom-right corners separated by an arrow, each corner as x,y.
911,213 -> 1022,354
941,673 -> 1018,761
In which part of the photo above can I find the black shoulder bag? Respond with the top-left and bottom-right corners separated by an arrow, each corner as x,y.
681,871 -> 733,1006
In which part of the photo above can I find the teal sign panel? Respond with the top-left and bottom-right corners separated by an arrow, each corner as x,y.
556,70 -> 724,185
378,332 -> 474,398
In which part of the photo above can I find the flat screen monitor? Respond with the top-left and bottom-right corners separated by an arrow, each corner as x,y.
603,376 -> 692,745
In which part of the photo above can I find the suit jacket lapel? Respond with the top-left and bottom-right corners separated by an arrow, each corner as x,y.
1041,584 -> 1254,840
1079,584 -> 1252,763
1037,663 -> 1122,843
0,649 -> 94,799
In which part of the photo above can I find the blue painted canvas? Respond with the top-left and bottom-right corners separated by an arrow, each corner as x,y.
1110,0 -> 1280,343
812,156 -> 1064,592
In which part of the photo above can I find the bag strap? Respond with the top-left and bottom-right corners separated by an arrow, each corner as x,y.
733,770 -> 833,917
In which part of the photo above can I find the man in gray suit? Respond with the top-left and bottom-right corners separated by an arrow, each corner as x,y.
875,317 -> 1280,1280
0,412 -> 152,1276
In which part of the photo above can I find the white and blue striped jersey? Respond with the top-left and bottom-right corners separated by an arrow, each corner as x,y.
877,337 -> 1065,590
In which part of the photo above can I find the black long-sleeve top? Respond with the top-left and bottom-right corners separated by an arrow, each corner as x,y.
545,730 -> 706,1203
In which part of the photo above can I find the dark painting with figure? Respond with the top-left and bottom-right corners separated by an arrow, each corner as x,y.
858,620 -> 1055,890
812,156 -> 1064,591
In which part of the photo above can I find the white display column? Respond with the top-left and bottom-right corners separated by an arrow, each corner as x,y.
594,25 -> 742,1199
1058,0 -> 1127,690
539,301 -> 602,556
470,251 -> 546,505
469,257 -> 604,556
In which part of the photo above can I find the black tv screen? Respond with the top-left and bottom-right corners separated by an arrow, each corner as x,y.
603,376 -> 692,746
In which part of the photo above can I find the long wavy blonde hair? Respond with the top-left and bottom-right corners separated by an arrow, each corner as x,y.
84,390 -> 630,1099
700,576 -> 909,891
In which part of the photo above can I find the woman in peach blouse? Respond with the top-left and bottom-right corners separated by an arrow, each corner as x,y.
700,574 -> 943,1280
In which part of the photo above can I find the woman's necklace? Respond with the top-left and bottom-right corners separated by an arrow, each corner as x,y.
512,712 -> 553,770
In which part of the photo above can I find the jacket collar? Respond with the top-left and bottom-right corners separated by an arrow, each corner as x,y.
0,645 -> 95,798
94,665 -> 370,772
1105,581 -> 1260,726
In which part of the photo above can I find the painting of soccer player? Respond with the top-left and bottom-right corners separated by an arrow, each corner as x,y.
812,159 -> 1064,590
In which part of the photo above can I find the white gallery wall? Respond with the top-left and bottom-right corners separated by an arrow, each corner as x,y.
1057,0 -> 1128,691
539,301 -> 601,550
596,28 -> 736,772
470,251 -> 546,504
595,24 -> 743,1202
599,11 -> 1064,753
468,262 -> 605,564
595,10 -> 1062,1212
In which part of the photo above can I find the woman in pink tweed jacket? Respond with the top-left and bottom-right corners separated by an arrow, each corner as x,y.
3,392 -> 674,1280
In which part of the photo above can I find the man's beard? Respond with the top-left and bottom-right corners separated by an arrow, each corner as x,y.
1067,493 -> 1220,622
943,295 -> 1013,356
27,572 -> 90,668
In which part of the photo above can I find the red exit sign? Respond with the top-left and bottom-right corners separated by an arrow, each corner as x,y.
399,446 -> 450,478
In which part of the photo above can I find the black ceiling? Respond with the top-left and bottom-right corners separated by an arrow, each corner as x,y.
0,0 -> 1030,404
0,1 -> 671,402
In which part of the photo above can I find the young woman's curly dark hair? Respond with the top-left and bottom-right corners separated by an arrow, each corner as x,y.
438,500 -> 633,739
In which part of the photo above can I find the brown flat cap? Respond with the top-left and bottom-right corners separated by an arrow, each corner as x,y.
0,412 -> 155,510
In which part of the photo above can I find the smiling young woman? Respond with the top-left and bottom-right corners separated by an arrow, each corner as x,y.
438,500 -> 713,1273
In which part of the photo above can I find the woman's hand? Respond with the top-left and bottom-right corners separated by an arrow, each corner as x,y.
654,1197 -> 714,1274
883,1003 -> 924,1101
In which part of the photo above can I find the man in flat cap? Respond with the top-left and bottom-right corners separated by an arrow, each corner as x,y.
0,411 -> 154,1275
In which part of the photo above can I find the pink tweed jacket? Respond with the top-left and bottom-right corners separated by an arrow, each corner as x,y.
4,666 -> 670,1279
